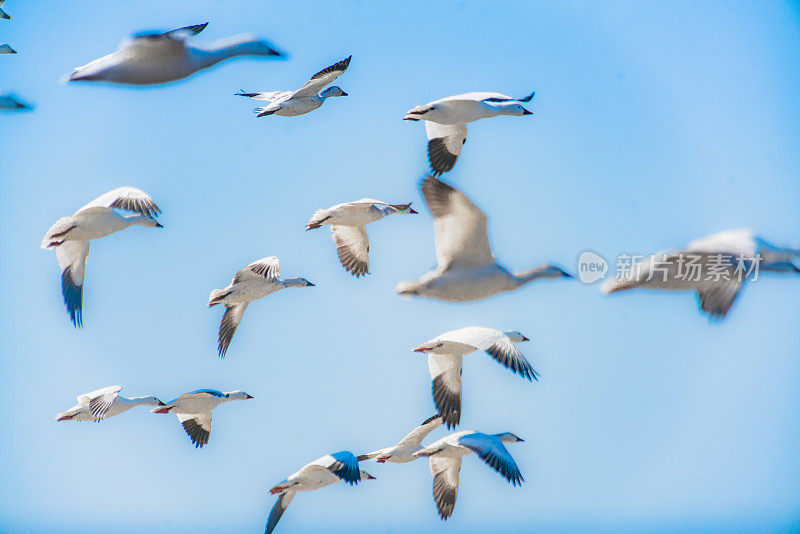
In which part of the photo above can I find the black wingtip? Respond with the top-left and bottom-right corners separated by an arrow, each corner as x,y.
518,90 -> 535,102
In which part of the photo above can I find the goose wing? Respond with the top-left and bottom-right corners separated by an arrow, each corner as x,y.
56,240 -> 90,328
438,327 -> 538,381
425,122 -> 467,175
85,385 -> 122,421
396,415 -> 444,448
177,412 -> 212,448
130,22 -> 208,42
430,456 -> 461,520
265,491 -> 295,534
428,353 -> 462,429
697,278 -> 745,319
218,303 -> 248,358
457,432 -> 523,485
293,55 -> 351,98
330,226 -> 369,277
421,176 -> 493,270
307,451 -> 361,485
77,187 -> 161,218
232,256 -> 280,284
236,90 -> 292,102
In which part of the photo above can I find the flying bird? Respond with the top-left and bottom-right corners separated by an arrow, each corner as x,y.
68,23 -> 284,85
41,187 -> 163,327
357,415 -> 443,463
414,430 -> 524,520
602,229 -> 800,319
306,198 -> 417,277
55,386 -> 165,422
396,176 -> 571,302
152,389 -> 253,448
413,327 -> 536,428
403,91 -> 534,174
236,55 -> 351,117
265,451 -> 375,534
208,257 -> 314,358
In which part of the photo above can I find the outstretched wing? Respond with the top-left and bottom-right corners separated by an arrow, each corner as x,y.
56,240 -> 90,328
425,122 -> 467,175
457,433 -> 523,485
265,491 -> 295,534
430,456 -> 461,520
396,414 -> 444,448
77,187 -> 161,219
438,327 -> 538,381
232,256 -> 280,284
330,226 -> 369,277
177,412 -> 212,448
697,279 -> 744,319
428,353 -> 462,429
131,22 -> 208,41
310,451 -> 361,485
87,386 -> 123,421
218,303 -> 248,358
421,176 -> 493,271
293,55 -> 351,98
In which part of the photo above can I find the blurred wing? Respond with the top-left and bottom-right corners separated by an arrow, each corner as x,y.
421,176 -> 493,270
56,240 -> 90,328
425,122 -> 467,175
233,256 -> 280,284
428,353 -> 462,429
331,225 -> 369,277
439,327 -> 537,381
457,433 -> 523,485
265,491 -> 295,534
396,415 -> 444,448
697,279 -> 744,319
218,303 -> 248,358
236,90 -> 291,102
87,386 -> 122,421
430,456 -> 461,520
293,55 -> 351,97
177,412 -> 212,448
317,451 -> 360,484
131,22 -> 208,41
77,187 -> 161,218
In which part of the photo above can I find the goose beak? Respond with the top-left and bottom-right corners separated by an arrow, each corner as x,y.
413,347 -> 427,353
306,281 -> 315,287
152,405 -> 172,414
366,474 -> 377,480
155,221 -> 164,228
561,271 -> 574,278
521,335 -> 530,342
516,437 -> 525,442
522,108 -> 533,115
409,208 -> 418,214
56,414 -> 72,422
340,91 -> 349,97
245,394 -> 254,399
157,400 -> 166,406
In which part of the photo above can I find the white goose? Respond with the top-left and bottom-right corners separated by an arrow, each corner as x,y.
414,430 -> 524,520
152,389 -> 253,448
0,1 -> 9,20
404,91 -> 534,174
357,415 -> 443,463
41,187 -> 163,327
413,327 -> 537,429
68,23 -> 283,85
266,451 -> 375,534
396,176 -> 571,302
236,55 -> 351,117
55,386 -> 165,422
0,44 -> 15,54
602,229 -> 800,319
306,198 -> 417,277
0,93 -> 30,110
208,257 -> 314,357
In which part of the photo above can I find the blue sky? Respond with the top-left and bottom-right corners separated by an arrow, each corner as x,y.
2,1 -> 800,532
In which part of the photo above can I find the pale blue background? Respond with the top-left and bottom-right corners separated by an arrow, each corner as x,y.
2,1 -> 800,532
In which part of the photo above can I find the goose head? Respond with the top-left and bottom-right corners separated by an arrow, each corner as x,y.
139,396 -> 166,407
359,469 -> 377,480
283,277 -> 315,288
55,408 -> 80,422
494,432 -> 524,443
502,331 -> 530,343
226,390 -> 254,401
321,86 -> 348,98
412,341 -> 442,354
493,102 -> 532,116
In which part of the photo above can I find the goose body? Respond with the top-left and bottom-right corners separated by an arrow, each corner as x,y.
55,386 -> 164,422
208,257 -> 314,357
396,176 -> 571,302
152,389 -> 253,448
41,187 -> 163,327
68,23 -> 283,85
306,198 -> 416,277
602,229 -> 800,318
357,415 -> 443,463
403,92 -> 534,174
413,431 -> 524,520
414,327 -> 536,428
266,451 -> 375,534
237,56 -> 350,117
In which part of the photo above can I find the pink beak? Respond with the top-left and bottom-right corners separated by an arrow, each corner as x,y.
56,415 -> 72,422
413,346 -> 427,353
521,335 -> 530,342
152,405 -> 173,414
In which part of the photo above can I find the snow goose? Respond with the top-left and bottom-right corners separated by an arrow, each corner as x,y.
0,44 -> 16,54
0,93 -> 31,110
601,229 -> 800,319
357,415 -> 443,463
68,23 -> 284,85
414,430 -> 524,520
236,55 -> 351,117
208,256 -> 314,358
55,386 -> 165,422
404,91 -> 534,175
0,1 -> 9,20
396,176 -> 571,302
152,389 -> 253,448
41,187 -> 163,327
305,198 -> 416,277
266,451 -> 375,534
413,327 -> 536,428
